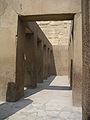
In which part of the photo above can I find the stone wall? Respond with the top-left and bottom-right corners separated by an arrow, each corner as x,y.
82,0 -> 90,119
68,13 -> 82,107
0,2 -> 54,101
68,32 -> 74,88
72,13 -> 82,106
0,1 -> 18,101
37,21 -> 71,75
0,0 -> 83,111
8,0 -> 81,16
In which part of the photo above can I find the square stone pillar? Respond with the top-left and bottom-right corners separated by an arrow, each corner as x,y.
72,13 -> 82,106
15,18 -> 25,101
68,33 -> 74,88
37,39 -> 43,83
43,44 -> 47,79
45,47 -> 49,79
47,48 -> 51,77
82,0 -> 90,119
24,33 -> 37,87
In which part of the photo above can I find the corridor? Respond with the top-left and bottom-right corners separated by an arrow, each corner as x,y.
0,76 -> 82,120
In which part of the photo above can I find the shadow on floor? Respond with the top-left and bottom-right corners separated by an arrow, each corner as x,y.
24,75 -> 71,98
45,86 -> 71,90
0,75 -> 71,120
0,99 -> 33,120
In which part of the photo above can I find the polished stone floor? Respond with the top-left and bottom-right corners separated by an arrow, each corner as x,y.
0,76 -> 82,120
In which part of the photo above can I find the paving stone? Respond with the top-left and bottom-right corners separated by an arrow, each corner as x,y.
0,76 -> 82,120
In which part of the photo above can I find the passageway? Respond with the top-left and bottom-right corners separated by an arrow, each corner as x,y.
1,0 -> 90,119
0,18 -> 82,119
0,76 -> 82,120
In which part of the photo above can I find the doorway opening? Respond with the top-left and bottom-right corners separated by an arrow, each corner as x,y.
13,15 -> 82,119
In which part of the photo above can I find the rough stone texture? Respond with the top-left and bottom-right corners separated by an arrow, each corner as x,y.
37,39 -> 43,83
37,20 -> 82,109
50,51 -> 57,76
68,13 -> 82,107
37,21 -> 71,46
0,4 -> 53,101
0,1 -> 18,101
72,13 -> 82,107
43,45 -> 48,80
53,45 -> 68,75
37,21 -> 71,75
0,0 -> 82,112
15,18 -> 25,101
68,27 -> 74,88
17,21 -> 53,100
82,0 -> 90,119
10,0 -> 81,15
24,33 -> 37,87
0,76 -> 82,120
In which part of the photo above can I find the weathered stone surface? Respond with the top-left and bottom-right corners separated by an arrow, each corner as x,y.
0,76 -> 82,120
53,45 -> 68,75
0,0 -> 83,115
37,21 -> 71,46
0,10 -> 53,101
82,0 -> 90,119
11,0 -> 81,15
15,18 -> 25,101
68,32 -> 74,88
72,13 -> 82,106
0,3 -> 18,101
24,33 -> 37,87
37,21 -> 71,75
37,39 -> 43,83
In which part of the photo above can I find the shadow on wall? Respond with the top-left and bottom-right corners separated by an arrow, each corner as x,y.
52,45 -> 69,76
50,50 -> 57,76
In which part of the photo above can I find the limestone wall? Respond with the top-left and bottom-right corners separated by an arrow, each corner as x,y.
68,13 -> 82,107
68,33 -> 74,88
0,1 -> 18,101
0,3 -> 54,101
37,21 -> 71,75
82,0 -> 90,119
8,0 -> 81,15
0,0 -> 82,108
72,13 -> 82,106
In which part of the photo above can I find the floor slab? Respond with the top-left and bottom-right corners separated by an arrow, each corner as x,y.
0,76 -> 82,120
